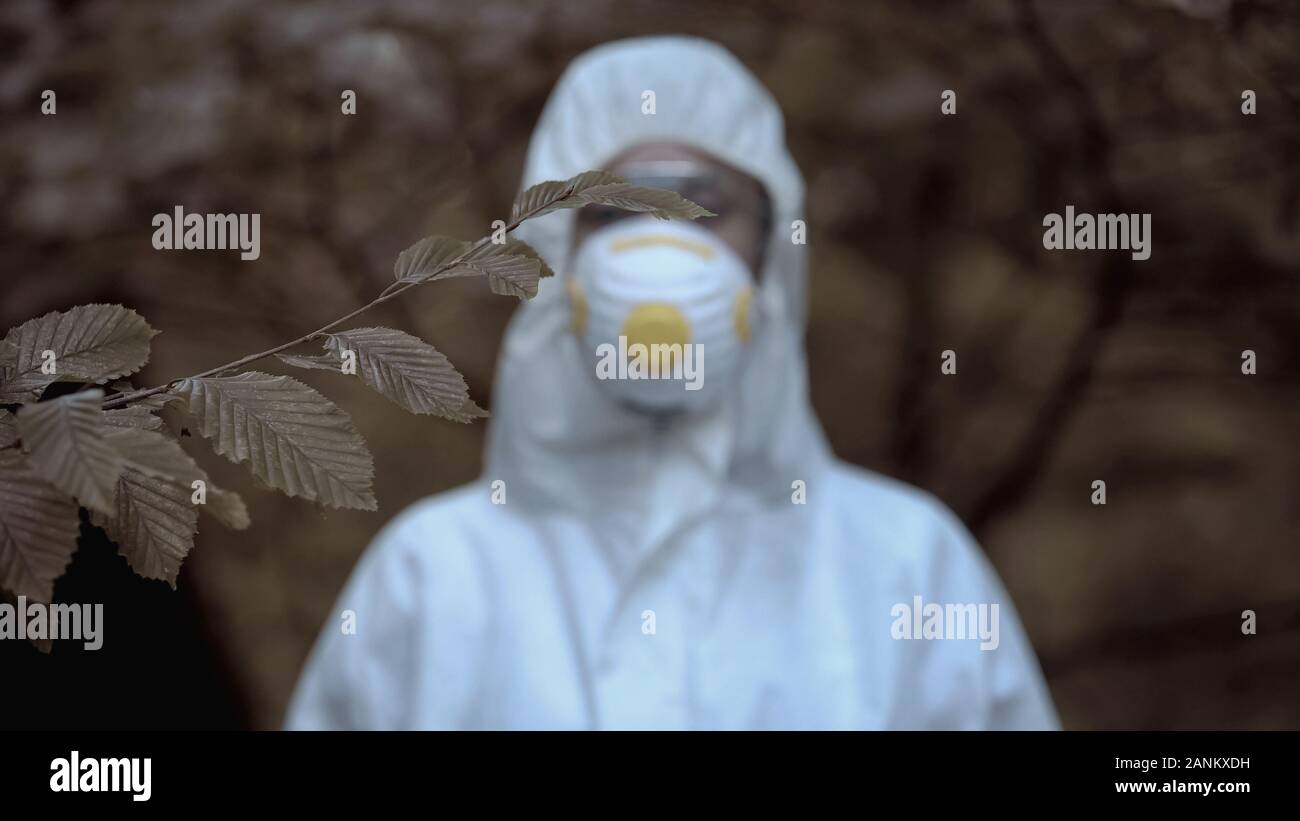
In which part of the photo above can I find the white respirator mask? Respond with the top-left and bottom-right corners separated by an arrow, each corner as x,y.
567,215 -> 757,415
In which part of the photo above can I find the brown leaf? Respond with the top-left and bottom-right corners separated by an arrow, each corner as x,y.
170,372 -> 377,511
0,450 -> 80,604
0,304 -> 157,403
16,389 -> 124,515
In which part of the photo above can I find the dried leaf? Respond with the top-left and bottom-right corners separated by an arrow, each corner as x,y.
102,405 -> 163,431
101,425 -> 250,531
445,397 -> 491,424
486,258 -> 542,298
575,183 -> 714,220
510,180 -> 578,223
94,425 -> 250,587
510,170 -> 625,222
329,327 -> 472,420
280,328 -> 480,423
134,393 -> 183,411
566,170 -> 627,191
393,236 -> 542,297
0,304 -> 157,403
465,249 -> 542,299
170,372 -> 377,510
492,237 -> 556,280
0,450 -> 80,604
393,235 -> 478,284
141,393 -> 191,439
95,467 -> 197,588
16,389 -> 124,515
105,426 -> 196,482
105,420 -> 252,530
102,381 -> 169,431
275,353 -> 342,372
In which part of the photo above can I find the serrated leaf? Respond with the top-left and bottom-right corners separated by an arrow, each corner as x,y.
445,397 -> 491,424
134,392 -> 182,411
281,328 -> 480,423
466,239 -> 551,292
102,405 -> 163,431
170,372 -> 376,511
566,170 -> 627,191
136,393 -> 190,439
575,183 -> 714,220
485,257 -> 541,298
0,450 -> 80,604
510,181 -> 578,223
393,237 -> 542,297
100,424 -> 249,530
103,383 -> 178,434
0,409 -> 16,448
509,170 -> 625,222
0,304 -> 157,403
393,235 -> 479,284
493,237 -> 555,280
275,352 -> 342,372
95,467 -> 197,589
464,247 -> 542,299
326,328 -> 470,419
16,389 -> 123,515
104,426 -> 195,482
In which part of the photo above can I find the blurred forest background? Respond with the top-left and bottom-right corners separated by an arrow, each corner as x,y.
1,0 -> 1297,729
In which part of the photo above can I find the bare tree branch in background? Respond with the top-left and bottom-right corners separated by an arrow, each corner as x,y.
962,0 -> 1141,535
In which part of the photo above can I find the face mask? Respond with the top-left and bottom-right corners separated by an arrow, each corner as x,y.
567,216 -> 757,415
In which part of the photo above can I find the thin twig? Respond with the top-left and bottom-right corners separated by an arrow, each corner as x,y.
101,198 -> 555,411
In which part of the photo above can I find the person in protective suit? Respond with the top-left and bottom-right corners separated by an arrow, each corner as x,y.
285,36 -> 1060,730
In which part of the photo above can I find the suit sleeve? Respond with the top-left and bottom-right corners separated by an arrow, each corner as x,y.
283,509 -> 488,730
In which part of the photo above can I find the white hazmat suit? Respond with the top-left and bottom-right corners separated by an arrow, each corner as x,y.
285,36 -> 1060,730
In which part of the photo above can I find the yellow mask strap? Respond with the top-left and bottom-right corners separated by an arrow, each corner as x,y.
609,234 -> 716,260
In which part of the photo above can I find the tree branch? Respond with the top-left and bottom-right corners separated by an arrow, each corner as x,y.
100,198 -> 555,411
962,0 -> 1139,535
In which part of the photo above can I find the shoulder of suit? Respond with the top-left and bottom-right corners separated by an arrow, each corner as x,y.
822,460 -> 979,565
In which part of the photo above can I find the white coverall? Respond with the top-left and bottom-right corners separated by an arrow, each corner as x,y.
285,36 -> 1060,730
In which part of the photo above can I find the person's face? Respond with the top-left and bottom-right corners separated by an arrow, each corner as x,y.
572,143 -> 772,274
